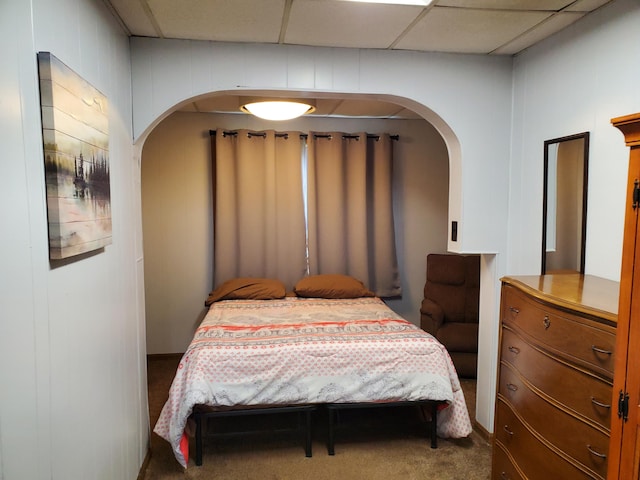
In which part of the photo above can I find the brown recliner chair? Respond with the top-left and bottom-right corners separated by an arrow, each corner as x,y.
420,253 -> 480,378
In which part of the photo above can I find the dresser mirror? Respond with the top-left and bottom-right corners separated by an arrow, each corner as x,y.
542,132 -> 589,274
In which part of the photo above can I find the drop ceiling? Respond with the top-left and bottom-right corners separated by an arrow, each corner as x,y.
104,0 -> 613,118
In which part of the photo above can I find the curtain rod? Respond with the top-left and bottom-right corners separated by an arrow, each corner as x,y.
210,130 -> 399,141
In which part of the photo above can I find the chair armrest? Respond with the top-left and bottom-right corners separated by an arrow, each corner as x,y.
420,298 -> 444,334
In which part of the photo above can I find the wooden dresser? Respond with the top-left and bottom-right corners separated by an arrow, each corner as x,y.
492,274 -> 619,480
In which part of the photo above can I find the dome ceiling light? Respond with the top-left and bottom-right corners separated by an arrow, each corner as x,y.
240,99 -> 316,121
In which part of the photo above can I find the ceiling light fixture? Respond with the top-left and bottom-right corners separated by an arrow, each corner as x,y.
240,99 -> 316,121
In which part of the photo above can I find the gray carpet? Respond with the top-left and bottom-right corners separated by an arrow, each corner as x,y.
143,355 -> 491,479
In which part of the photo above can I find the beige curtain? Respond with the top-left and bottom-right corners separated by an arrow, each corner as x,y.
213,129 -> 307,290
306,132 -> 401,297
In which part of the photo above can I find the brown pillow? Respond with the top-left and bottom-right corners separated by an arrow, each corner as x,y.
205,277 -> 286,306
293,274 -> 375,299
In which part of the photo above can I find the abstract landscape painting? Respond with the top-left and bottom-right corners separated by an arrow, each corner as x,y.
38,52 -> 111,260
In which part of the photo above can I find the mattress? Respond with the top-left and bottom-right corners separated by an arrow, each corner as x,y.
154,296 -> 472,467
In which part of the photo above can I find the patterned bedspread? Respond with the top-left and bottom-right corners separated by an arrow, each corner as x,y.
154,297 -> 472,467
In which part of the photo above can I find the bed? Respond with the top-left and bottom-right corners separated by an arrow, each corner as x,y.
154,276 -> 472,468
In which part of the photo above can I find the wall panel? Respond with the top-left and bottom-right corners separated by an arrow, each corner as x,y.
509,0 -> 640,280
0,0 -> 146,479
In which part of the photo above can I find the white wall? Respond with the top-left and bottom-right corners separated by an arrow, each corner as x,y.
129,39 -> 514,434
130,39 -> 513,257
508,0 -> 640,280
485,0 -> 640,433
141,113 -> 214,354
142,111 -> 449,354
0,1 -> 147,479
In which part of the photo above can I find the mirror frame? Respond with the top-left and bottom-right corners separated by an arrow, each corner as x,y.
541,131 -> 590,275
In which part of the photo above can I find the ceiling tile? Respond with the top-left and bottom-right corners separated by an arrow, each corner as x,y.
285,0 -> 423,49
108,0 -> 159,37
146,0 -> 286,42
314,98 -> 344,116
395,108 -> 423,119
492,11 -> 585,54
332,99 -> 407,117
181,94 -> 423,119
564,0 -> 612,12
395,6 -> 551,54
434,0 -> 575,10
180,102 -> 199,112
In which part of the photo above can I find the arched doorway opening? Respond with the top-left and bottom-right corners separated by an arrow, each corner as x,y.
139,91 -> 453,353
136,90 -> 494,439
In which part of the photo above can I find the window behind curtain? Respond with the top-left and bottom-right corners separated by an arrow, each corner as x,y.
213,130 -> 307,290
306,132 -> 401,297
213,130 -> 401,297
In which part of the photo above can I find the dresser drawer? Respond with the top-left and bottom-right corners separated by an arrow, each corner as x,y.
502,285 -> 615,378
491,443 -> 524,480
501,327 -> 612,430
499,362 -> 609,478
495,399 -> 600,479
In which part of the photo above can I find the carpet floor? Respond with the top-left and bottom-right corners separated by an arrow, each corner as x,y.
143,354 -> 491,480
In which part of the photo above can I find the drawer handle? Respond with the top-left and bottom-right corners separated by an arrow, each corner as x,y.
500,473 -> 510,480
587,445 -> 607,459
543,315 -> 551,329
506,383 -> 518,392
508,346 -> 520,354
503,425 -> 514,436
591,397 -> 611,409
591,345 -> 613,355
509,306 -> 520,314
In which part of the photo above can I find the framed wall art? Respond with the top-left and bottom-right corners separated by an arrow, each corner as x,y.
37,52 -> 111,260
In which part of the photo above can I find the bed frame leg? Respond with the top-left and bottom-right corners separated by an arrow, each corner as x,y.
327,407 -> 335,455
430,402 -> 438,449
195,413 -> 203,466
305,409 -> 313,457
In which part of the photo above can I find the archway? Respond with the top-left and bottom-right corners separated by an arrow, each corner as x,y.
136,89 -> 496,436
140,89 -> 453,340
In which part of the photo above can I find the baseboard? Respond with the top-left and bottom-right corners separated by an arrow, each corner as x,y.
147,352 -> 184,360
473,419 -> 492,444
137,447 -> 151,480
